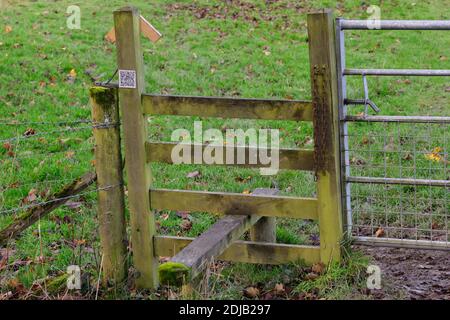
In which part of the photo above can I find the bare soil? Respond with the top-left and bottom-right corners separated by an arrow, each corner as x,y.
358,246 -> 450,300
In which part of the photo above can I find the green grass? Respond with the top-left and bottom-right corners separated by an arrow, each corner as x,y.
0,0 -> 448,299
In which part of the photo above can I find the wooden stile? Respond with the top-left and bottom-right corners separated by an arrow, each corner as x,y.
154,236 -> 320,265
142,94 -> 313,121
307,10 -> 343,263
146,141 -> 314,171
90,86 -> 127,285
150,188 -> 318,220
158,189 -> 280,286
114,7 -> 158,289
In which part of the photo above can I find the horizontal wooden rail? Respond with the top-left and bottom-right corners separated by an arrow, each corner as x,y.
150,189 -> 318,220
154,236 -> 321,265
142,94 -> 313,121
146,142 -> 314,171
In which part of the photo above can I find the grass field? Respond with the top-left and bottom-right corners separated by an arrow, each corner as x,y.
0,0 -> 448,299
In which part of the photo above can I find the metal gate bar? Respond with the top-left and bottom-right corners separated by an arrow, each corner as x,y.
344,69 -> 450,76
340,20 -> 450,30
336,18 -> 450,250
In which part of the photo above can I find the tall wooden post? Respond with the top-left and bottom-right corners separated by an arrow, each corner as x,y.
114,6 -> 158,289
307,10 -> 343,264
90,85 -> 127,285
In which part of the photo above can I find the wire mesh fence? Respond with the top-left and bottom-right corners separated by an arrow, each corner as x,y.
344,120 -> 449,248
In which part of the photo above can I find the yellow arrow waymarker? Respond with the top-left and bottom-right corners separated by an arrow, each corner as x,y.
105,15 -> 162,43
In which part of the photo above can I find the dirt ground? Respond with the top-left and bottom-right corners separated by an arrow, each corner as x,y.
357,246 -> 450,300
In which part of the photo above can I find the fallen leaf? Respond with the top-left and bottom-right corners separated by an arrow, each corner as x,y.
375,228 -> 385,237
311,262 -> 325,275
305,272 -> 318,280
23,128 -> 36,136
242,189 -> 251,194
4,25 -> 12,33
403,153 -> 413,161
243,286 -> 259,298
23,189 -> 38,204
64,201 -> 83,209
180,219 -> 192,231
65,151 -> 75,159
176,211 -> 190,219
186,170 -> 201,178
274,283 -> 285,295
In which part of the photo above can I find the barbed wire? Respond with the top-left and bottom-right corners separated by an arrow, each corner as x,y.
0,126 -> 94,144
2,146 -> 94,160
0,184 -> 121,215
0,119 -> 92,126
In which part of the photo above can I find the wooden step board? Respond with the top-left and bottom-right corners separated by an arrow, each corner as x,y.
158,188 -> 279,286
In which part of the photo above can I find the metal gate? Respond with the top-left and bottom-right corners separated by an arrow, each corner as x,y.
336,19 -> 450,250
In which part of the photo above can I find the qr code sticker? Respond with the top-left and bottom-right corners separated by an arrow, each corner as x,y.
118,69 -> 137,88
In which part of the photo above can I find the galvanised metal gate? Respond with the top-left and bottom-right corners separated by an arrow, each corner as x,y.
336,19 -> 450,250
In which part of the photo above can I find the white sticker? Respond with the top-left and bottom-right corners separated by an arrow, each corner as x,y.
118,69 -> 137,88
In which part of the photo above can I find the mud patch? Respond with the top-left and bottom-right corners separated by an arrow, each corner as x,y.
358,246 -> 450,300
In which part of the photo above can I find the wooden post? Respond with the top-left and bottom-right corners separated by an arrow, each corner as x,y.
114,6 -> 158,289
249,189 -> 278,243
307,10 -> 343,264
90,86 -> 127,285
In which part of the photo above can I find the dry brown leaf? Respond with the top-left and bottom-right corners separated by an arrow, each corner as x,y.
243,286 -> 259,298
181,219 -> 192,231
274,283 -> 285,295
4,25 -> 12,33
311,262 -> 326,275
305,272 -> 318,280
375,228 -> 385,237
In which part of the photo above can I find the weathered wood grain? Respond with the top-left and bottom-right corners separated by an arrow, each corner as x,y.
90,86 -> 127,285
150,189 -> 318,220
154,236 -> 321,265
307,10 -> 343,263
114,6 -> 158,289
142,94 -> 313,121
146,141 -> 314,171
249,188 -> 278,243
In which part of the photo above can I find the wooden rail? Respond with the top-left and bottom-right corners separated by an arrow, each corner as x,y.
142,94 -> 313,121
150,189 -> 318,220
146,142 -> 314,171
154,236 -> 321,265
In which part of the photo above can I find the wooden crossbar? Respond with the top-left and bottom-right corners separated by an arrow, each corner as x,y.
157,188 -> 276,285
145,142 -> 314,171
155,236 -> 321,265
142,94 -> 313,121
150,188 -> 318,220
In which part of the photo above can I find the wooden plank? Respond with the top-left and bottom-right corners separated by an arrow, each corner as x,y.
307,10 -> 343,264
142,94 -> 313,121
158,188 -> 279,285
154,236 -> 321,265
104,16 -> 161,44
146,142 -> 314,171
90,86 -> 127,285
150,189 -> 318,220
249,188 -> 278,243
139,15 -> 162,42
158,215 -> 260,285
114,6 -> 158,289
